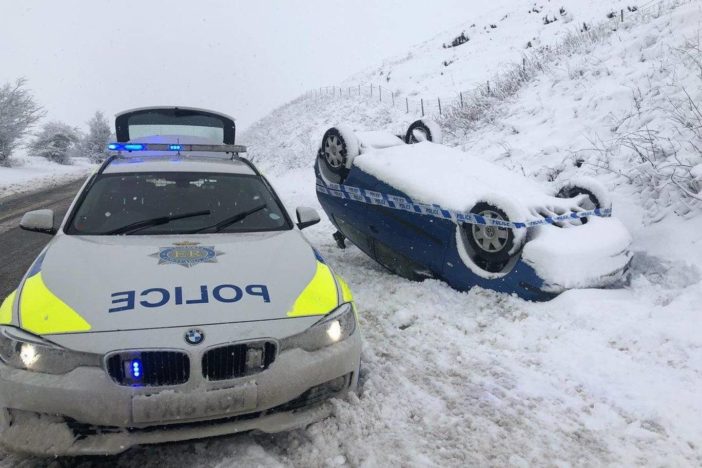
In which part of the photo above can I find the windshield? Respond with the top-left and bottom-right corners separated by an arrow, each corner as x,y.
66,172 -> 291,235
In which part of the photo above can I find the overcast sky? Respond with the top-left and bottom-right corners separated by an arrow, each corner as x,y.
0,0 -> 477,132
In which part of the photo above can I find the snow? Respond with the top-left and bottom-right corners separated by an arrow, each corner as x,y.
0,150 -> 93,198
354,131 -> 404,151
354,141 -> 580,217
232,2 -> 702,465
344,0 -> 667,102
2,0 -> 702,466
522,217 -> 632,291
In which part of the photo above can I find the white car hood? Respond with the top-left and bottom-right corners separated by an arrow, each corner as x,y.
20,230 -> 329,334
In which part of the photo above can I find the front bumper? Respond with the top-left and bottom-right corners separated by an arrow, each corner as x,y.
0,331 -> 361,456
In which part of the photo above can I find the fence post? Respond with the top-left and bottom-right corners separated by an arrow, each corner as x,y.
438,97 -> 442,115
392,92 -> 395,106
620,9 -> 624,21
421,98 -> 424,116
523,57 -> 526,72
487,80 -> 491,95
370,83 -> 373,97
460,92 -> 464,108
379,86 -> 382,102
406,97 -> 409,113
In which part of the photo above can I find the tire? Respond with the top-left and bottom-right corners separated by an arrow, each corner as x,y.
556,186 -> 601,210
556,185 -> 601,225
404,119 -> 443,144
463,202 -> 517,272
320,126 -> 359,178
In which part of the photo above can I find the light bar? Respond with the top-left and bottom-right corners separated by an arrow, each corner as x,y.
107,142 -> 247,153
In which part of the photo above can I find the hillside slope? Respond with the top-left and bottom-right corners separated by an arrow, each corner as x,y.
238,2 -> 702,467
344,0 -> 660,99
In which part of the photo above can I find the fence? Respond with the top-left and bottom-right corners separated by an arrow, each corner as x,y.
303,0 -> 670,120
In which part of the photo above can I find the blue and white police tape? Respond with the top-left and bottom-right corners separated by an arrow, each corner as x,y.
316,179 -> 612,229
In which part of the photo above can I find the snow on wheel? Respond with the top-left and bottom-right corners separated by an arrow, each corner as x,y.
556,177 -> 609,225
320,126 -> 359,178
404,119 -> 443,145
462,202 -> 521,273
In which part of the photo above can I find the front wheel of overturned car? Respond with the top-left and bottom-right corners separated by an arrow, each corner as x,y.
463,202 -> 519,273
320,126 -> 359,180
404,119 -> 443,144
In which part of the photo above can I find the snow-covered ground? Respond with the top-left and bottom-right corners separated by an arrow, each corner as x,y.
0,150 -> 93,199
345,0 -> 668,100
239,2 -> 702,465
1,1 -> 701,466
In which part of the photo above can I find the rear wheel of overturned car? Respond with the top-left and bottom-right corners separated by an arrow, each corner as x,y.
556,185 -> 601,225
320,126 -> 359,179
404,119 -> 443,144
463,202 -> 518,273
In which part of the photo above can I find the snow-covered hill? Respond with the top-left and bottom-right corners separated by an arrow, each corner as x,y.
345,0 -> 659,99
232,2 -> 702,466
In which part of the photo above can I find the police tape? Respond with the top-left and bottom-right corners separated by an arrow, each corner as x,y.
315,179 -> 612,229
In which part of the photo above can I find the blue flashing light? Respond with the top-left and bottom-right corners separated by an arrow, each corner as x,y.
169,144 -> 182,151
131,359 -> 142,378
124,144 -> 145,151
107,143 -> 119,151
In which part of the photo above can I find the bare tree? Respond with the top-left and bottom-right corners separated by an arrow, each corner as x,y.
28,121 -> 80,165
0,78 -> 45,166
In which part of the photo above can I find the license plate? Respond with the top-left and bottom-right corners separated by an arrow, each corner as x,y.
132,382 -> 257,424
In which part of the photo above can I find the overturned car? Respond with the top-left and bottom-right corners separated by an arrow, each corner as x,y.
315,122 -> 631,301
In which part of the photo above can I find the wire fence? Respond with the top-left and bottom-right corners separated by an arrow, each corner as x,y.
303,0 -> 670,120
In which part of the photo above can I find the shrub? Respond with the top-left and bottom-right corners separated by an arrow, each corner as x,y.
28,121 -> 80,165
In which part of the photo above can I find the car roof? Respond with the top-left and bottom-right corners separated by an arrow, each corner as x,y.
102,154 -> 257,176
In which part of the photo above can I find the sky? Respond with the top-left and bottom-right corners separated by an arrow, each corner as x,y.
0,0 -> 478,132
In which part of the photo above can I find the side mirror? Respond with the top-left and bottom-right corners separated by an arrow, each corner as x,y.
20,209 -> 56,235
296,206 -> 320,230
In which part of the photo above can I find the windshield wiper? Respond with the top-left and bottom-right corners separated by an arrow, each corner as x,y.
107,210 -> 212,235
192,203 -> 267,233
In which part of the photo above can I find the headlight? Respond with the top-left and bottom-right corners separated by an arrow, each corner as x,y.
0,326 -> 101,374
280,303 -> 356,352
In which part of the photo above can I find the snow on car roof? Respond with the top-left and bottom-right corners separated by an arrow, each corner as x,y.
103,155 -> 256,175
353,142 -> 554,214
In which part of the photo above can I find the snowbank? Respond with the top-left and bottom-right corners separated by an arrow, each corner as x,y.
0,152 -> 94,198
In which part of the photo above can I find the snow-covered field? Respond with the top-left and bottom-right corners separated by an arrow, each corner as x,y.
1,1 -> 700,466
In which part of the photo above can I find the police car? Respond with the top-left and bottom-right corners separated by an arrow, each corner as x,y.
315,124 -> 632,301
0,107 -> 361,456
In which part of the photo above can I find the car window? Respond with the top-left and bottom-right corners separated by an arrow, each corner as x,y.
66,172 -> 291,235
124,111 -> 225,142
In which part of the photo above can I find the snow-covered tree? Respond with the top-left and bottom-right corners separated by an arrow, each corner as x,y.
81,110 -> 112,163
28,121 -> 80,165
0,78 -> 45,166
